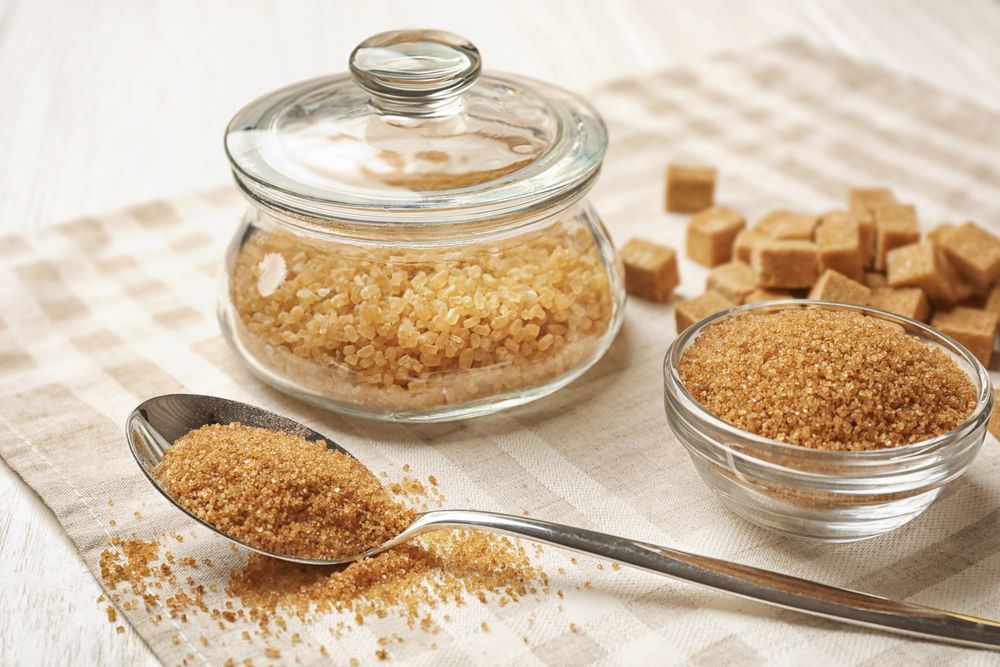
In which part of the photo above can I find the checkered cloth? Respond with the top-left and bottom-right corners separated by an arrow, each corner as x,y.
3,39 -> 1000,666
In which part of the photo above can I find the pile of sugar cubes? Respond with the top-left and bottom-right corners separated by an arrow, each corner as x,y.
619,164 -> 1000,367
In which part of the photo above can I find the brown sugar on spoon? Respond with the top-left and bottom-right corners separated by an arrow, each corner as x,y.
106,431 -> 546,647
679,308 -> 976,451
151,423 -> 416,560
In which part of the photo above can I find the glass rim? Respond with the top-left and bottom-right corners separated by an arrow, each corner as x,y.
663,299 -> 994,460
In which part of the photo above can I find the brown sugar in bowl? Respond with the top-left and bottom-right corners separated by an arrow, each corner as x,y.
663,300 -> 992,542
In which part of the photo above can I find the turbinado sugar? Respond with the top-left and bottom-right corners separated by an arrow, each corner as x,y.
152,423 -> 416,560
226,527 -> 542,636
230,220 -> 614,412
98,519 -> 545,663
679,309 -> 976,451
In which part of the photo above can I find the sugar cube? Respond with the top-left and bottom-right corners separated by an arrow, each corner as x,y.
932,221 -> 1000,291
706,261 -> 757,304
755,210 -> 818,241
886,241 -> 961,307
849,187 -> 896,215
808,269 -> 871,305
685,206 -> 746,267
751,240 -> 820,289
816,211 -> 864,281
869,287 -> 931,322
733,229 -> 766,264
864,272 -> 888,288
743,288 -> 793,304
665,164 -> 716,213
985,283 -> 1000,327
874,204 -> 920,271
931,307 -> 998,366
675,290 -> 735,333
621,238 -> 680,303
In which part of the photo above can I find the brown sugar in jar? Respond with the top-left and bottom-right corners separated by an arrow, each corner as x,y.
678,308 -> 977,451
226,215 -> 618,418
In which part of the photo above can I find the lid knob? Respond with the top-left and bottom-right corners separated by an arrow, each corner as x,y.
349,30 -> 481,117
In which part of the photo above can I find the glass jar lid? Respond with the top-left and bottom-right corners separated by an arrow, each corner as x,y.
225,30 -> 607,224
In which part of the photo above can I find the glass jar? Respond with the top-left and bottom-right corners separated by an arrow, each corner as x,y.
219,30 -> 625,422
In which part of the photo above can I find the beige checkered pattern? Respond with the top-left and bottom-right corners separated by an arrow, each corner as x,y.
2,39 -> 1000,666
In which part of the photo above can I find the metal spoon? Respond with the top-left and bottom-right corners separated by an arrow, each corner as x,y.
127,393 -> 1000,651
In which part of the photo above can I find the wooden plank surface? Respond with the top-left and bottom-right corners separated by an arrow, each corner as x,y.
1,1 -> 998,664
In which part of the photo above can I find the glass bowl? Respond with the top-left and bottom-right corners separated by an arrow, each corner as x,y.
663,300 -> 993,542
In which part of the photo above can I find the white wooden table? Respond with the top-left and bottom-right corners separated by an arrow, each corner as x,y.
2,1 -> 999,664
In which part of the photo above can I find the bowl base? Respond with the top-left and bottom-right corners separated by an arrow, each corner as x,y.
702,468 -> 943,542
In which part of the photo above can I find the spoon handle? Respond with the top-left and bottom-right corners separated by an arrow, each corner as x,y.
402,509 -> 1000,650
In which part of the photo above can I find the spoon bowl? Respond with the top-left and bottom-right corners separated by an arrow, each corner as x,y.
127,393 -> 356,565
127,393 -> 1000,649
